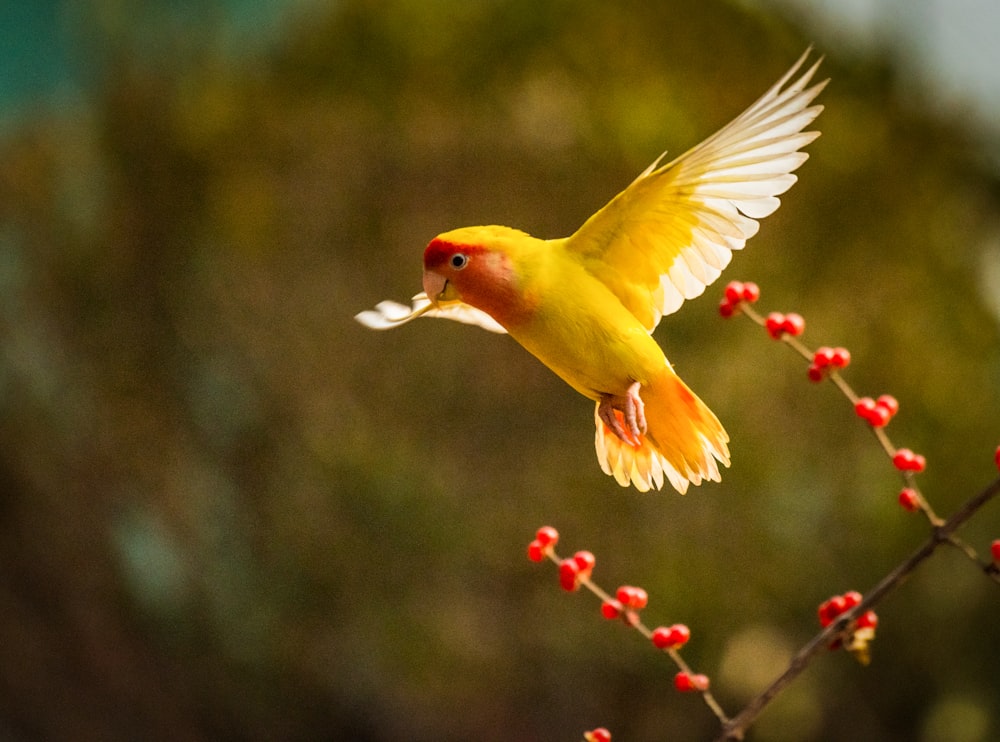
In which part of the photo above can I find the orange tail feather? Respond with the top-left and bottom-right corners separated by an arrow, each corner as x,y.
594,368 -> 730,493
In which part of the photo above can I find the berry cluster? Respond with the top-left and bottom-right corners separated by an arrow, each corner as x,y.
560,550 -> 596,591
817,591 -> 879,664
651,623 -> 691,650
892,448 -> 926,473
720,282 -> 805,339
674,671 -> 710,692
616,585 -> 649,609
718,280 -> 760,317
817,591 -> 863,627
808,346 -> 851,381
601,585 -> 649,623
527,525 -> 559,562
764,311 -> 806,339
854,395 -> 898,427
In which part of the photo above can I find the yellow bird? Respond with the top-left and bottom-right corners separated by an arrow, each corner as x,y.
357,50 -> 825,493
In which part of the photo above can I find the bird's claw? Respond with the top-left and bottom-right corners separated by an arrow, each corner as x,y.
598,381 -> 647,447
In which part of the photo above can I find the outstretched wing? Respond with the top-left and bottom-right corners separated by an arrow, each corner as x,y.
355,293 -> 508,334
564,49 -> 826,331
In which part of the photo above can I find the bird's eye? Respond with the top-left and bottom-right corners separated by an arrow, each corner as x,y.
450,253 -> 469,270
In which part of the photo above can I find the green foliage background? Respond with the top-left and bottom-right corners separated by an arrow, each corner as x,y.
1,1 -> 999,740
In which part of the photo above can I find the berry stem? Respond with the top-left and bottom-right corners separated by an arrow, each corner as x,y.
726,290 -> 1000,582
540,544 -> 730,724
737,294 -> 947,525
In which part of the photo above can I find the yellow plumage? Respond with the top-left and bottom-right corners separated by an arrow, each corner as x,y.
356,50 -> 826,492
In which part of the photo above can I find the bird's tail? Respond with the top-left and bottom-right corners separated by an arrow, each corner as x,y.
594,367 -> 730,493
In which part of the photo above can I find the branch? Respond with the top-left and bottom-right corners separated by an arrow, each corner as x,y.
716,474 -> 1000,741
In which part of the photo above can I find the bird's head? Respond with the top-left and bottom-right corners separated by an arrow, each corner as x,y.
422,226 -> 537,326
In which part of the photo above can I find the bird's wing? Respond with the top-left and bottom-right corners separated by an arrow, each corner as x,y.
355,293 -> 508,334
564,49 -> 826,332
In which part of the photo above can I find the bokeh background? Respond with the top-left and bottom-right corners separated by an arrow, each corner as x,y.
2,1 -> 999,740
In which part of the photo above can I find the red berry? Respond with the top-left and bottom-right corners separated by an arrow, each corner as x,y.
828,594 -> 848,616
527,539 -> 545,562
868,405 -> 891,427
816,600 -> 830,625
876,395 -> 899,417
724,281 -> 744,304
994,445 -> 1000,472
807,363 -> 825,382
674,671 -> 708,692
535,526 -> 559,547
855,397 -> 876,420
842,591 -> 862,610
718,299 -> 735,318
741,282 -> 760,302
818,595 -> 848,627
573,550 -> 596,573
586,728 -> 612,742
856,610 -> 878,630
782,313 -> 805,336
765,312 -> 785,338
763,309 -> 804,338
817,604 -> 833,627
674,671 -> 695,692
601,600 -> 622,620
813,347 -> 835,367
651,626 -> 672,649
893,449 -> 926,472
990,539 -> 1000,564
830,347 -> 851,368
559,560 -> 581,591
671,624 -> 692,647
898,488 -> 920,512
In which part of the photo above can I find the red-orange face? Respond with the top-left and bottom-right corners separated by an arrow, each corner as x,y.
421,237 -> 526,327
422,238 -> 483,304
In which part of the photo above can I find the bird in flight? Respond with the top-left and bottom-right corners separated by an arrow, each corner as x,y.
357,50 -> 825,493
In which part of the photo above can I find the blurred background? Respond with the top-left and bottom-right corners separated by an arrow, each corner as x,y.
1,1 -> 999,740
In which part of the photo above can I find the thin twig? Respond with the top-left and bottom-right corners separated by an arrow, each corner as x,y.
542,549 -> 731,724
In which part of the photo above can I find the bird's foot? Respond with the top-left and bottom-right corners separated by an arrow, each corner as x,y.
598,381 -> 647,447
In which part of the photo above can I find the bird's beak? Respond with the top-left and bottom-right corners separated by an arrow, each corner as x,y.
422,269 -> 448,307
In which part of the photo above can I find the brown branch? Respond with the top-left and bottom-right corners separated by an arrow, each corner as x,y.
715,475 -> 1000,741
